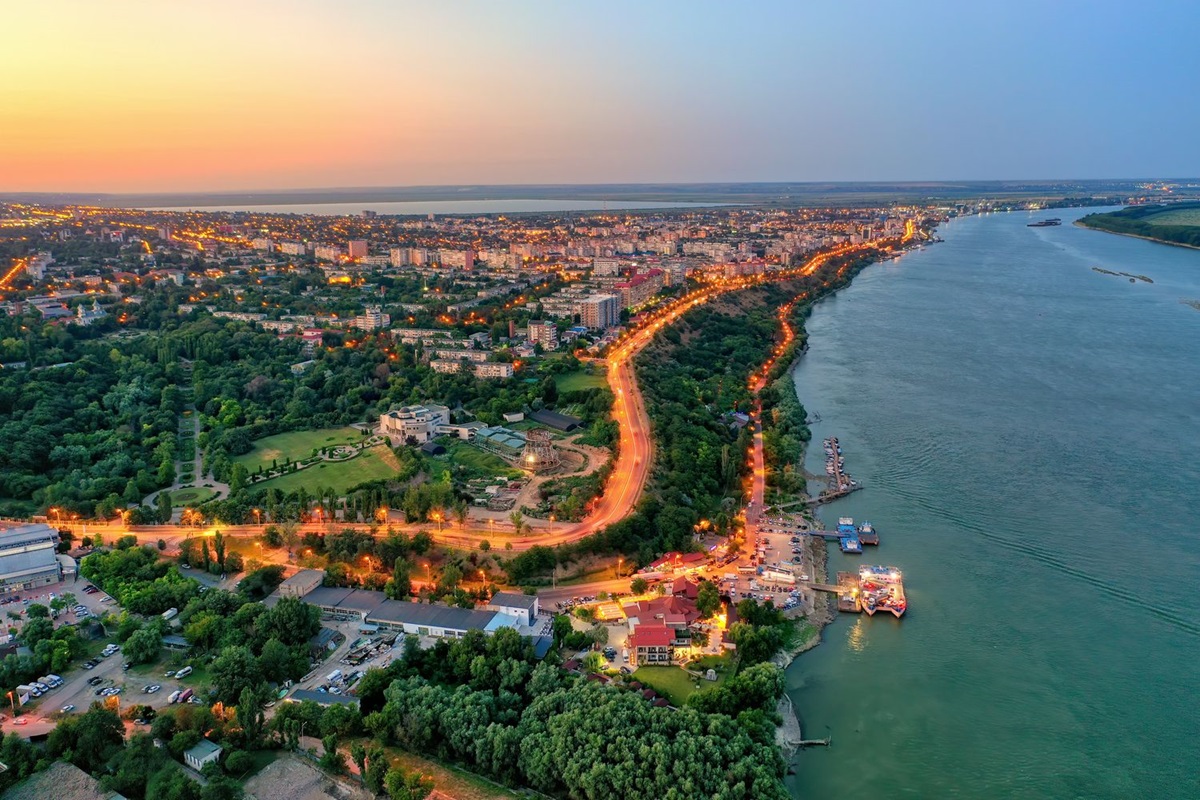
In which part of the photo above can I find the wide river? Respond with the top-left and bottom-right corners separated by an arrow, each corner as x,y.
784,208 -> 1200,798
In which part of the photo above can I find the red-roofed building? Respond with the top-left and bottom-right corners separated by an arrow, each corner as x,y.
647,551 -> 708,574
629,621 -> 674,667
671,576 -> 699,599
614,268 -> 664,309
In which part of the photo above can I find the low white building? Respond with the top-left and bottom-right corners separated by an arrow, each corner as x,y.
184,739 -> 222,771
486,591 -> 540,626
379,404 -> 450,444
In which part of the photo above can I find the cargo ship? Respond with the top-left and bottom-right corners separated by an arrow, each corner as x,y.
859,565 -> 906,618
1027,218 -> 1062,227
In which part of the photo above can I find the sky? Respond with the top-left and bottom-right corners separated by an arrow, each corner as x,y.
2,0 -> 1198,193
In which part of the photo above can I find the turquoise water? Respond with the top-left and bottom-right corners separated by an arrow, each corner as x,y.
785,209 -> 1200,799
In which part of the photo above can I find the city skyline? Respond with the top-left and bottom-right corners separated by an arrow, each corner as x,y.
3,0 -> 1199,193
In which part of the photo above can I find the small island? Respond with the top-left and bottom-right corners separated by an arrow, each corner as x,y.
1078,202 -> 1200,249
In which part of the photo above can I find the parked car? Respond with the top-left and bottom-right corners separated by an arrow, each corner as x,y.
146,685 -> 161,694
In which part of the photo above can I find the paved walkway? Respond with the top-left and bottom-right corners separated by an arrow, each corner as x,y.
142,370 -> 229,517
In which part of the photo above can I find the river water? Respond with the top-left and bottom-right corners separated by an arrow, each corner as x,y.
784,208 -> 1200,799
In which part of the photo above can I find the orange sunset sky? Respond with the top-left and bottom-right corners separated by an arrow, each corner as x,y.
3,1 -> 1197,193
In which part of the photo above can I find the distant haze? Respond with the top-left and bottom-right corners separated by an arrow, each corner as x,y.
2,0 -> 1198,192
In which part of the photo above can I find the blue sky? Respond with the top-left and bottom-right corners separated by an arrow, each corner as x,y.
3,0 -> 1197,190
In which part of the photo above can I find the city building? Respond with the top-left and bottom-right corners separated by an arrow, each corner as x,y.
286,583 -> 529,640
350,305 -> 390,330
347,240 -> 368,259
527,320 -> 558,350
472,362 -> 514,379
74,299 -> 107,326
0,524 -> 62,594
183,740 -> 223,772
472,426 -> 527,461
486,592 -> 540,626
379,403 -> 450,444
576,293 -> 620,329
529,409 -> 582,432
629,622 -> 675,667
437,249 -> 475,269
614,268 -> 664,310
278,569 -> 324,598
592,257 -> 620,276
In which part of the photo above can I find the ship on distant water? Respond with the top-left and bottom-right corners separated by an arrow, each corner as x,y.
1027,218 -> 1062,227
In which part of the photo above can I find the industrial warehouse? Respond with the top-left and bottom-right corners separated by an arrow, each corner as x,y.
271,576 -> 544,640
0,523 -> 65,594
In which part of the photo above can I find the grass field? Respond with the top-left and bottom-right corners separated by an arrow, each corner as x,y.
554,369 -> 608,391
344,740 -> 520,800
253,445 -> 401,494
633,662 -> 729,706
170,487 -> 217,506
1143,207 -> 1200,227
436,440 -> 523,480
232,427 -> 367,473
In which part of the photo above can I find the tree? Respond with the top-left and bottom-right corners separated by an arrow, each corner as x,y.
213,531 -> 227,572
200,776 -> 243,800
157,491 -> 173,523
696,579 -> 721,619
319,734 -> 346,774
440,564 -> 462,590
258,637 -> 298,684
350,743 -> 367,781
384,765 -> 433,800
258,596 -> 320,647
280,520 -> 300,555
364,745 -> 390,794
47,705 -> 125,773
125,625 -> 163,664
211,645 -> 262,703
631,577 -> 649,594
224,749 -> 255,777
541,376 -> 558,405
508,511 -> 525,536
236,685 -> 264,746
551,614 -> 573,645
261,525 -> 282,548
386,558 -> 412,600
147,767 -> 202,800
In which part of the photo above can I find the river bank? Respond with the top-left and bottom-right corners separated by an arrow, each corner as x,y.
1073,219 -> 1200,251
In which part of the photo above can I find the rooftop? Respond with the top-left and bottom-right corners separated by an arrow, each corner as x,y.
1,761 -> 126,800
488,591 -> 539,610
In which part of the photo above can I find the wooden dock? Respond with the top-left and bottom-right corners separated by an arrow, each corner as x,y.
803,483 -> 863,507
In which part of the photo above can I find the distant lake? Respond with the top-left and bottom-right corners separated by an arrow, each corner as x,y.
143,199 -> 729,215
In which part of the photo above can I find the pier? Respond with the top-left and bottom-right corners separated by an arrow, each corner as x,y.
803,567 -> 907,617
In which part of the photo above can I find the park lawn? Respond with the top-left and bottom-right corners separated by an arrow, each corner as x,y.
232,427 -> 367,473
252,445 -> 402,494
170,487 -> 217,506
435,440 -> 523,480
554,369 -> 608,392
633,663 -> 729,706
